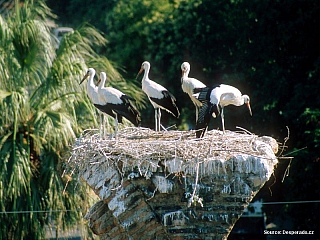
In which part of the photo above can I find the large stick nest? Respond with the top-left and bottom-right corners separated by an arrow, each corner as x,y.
66,127 -> 278,179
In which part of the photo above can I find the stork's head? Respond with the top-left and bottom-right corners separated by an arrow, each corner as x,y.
181,62 -> 191,78
243,95 -> 252,116
97,72 -> 107,85
141,61 -> 150,70
80,68 -> 95,84
181,62 -> 190,73
136,61 -> 150,79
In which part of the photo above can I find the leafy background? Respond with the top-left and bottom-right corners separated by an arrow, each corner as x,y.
0,0 -> 319,238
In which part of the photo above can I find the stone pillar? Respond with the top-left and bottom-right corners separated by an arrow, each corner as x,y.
70,130 -> 278,240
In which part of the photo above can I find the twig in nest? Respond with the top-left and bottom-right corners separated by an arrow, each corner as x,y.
278,126 -> 290,157
236,126 -> 254,135
268,172 -> 276,196
282,158 -> 292,183
277,126 -> 291,183
64,127 -> 278,194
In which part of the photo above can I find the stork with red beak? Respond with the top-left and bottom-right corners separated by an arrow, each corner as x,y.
194,84 -> 252,138
136,61 -> 179,131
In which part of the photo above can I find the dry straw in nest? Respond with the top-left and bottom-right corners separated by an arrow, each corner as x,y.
65,127 -> 278,180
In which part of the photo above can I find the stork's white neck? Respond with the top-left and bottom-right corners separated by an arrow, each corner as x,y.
185,67 -> 190,78
239,96 -> 245,106
142,64 -> 150,82
88,71 -> 96,90
181,68 -> 190,81
86,69 -> 99,103
99,75 -> 107,90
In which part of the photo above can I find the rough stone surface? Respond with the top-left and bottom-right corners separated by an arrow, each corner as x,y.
71,129 -> 278,240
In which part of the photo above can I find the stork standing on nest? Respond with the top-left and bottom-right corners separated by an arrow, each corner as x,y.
80,68 -> 108,138
136,61 -> 179,131
94,72 -> 141,138
194,84 -> 252,138
181,62 -> 206,122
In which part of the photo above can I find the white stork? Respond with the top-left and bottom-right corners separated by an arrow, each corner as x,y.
136,61 -> 179,131
94,72 -> 141,138
80,68 -> 108,138
181,62 -> 206,122
194,84 -> 252,138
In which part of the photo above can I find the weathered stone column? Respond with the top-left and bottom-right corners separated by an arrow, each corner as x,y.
68,128 -> 278,240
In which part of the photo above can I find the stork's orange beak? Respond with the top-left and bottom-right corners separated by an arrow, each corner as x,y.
246,102 -> 252,116
80,73 -> 89,85
136,68 -> 144,79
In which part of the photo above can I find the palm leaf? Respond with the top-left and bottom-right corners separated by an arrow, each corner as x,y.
10,19 -> 55,87
0,90 -> 11,101
0,0 -> 144,238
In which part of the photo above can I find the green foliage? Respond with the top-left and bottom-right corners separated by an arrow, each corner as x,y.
47,0 -> 113,31
301,108 -> 320,149
101,0 -> 320,134
0,0 -> 144,239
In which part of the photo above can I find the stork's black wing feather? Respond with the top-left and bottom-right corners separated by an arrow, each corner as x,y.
123,94 -> 136,102
193,87 -> 211,103
107,95 -> 141,127
94,104 -> 123,124
195,102 -> 210,138
150,90 -> 180,118
194,87 -> 220,138
193,84 -> 221,103
196,103 -> 220,138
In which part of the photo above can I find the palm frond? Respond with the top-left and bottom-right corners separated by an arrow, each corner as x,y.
57,24 -> 106,58
0,16 -> 13,90
88,56 -> 124,82
33,107 -> 75,151
0,139 -> 31,201
0,0 -> 145,238
0,88 -> 30,128
10,19 -> 55,87
0,15 -> 12,48
0,90 -> 11,101
76,23 -> 108,49
30,0 -> 57,21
